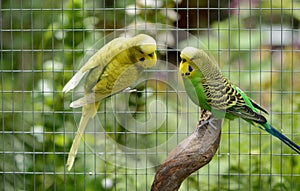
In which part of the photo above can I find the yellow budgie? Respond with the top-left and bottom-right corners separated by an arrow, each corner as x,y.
63,34 -> 157,171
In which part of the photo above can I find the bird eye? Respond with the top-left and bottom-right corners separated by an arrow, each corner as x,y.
188,65 -> 193,72
139,57 -> 145,62
181,58 -> 187,63
148,53 -> 154,57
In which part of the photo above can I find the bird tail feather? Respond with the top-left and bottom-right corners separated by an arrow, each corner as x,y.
66,102 -> 100,171
62,69 -> 86,93
262,123 -> 300,154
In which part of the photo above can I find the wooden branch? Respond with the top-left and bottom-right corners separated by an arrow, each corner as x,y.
151,110 -> 222,191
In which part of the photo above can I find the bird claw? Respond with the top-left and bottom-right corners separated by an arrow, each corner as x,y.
121,87 -> 137,93
199,117 -> 219,130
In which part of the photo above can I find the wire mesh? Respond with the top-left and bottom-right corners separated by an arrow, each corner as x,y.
1,0 -> 300,190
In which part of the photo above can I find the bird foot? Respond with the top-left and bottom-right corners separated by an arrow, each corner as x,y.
121,87 -> 137,93
199,117 -> 219,130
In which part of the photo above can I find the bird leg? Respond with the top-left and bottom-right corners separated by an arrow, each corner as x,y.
121,87 -> 137,93
198,109 -> 219,130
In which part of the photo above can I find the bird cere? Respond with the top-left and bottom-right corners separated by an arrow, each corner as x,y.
63,35 -> 299,171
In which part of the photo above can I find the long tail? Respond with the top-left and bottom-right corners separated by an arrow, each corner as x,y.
261,123 -> 300,154
66,102 -> 100,171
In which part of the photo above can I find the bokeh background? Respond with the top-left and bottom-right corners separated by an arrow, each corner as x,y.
1,0 -> 300,190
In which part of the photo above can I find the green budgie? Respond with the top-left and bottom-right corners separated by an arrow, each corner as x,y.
179,47 -> 300,154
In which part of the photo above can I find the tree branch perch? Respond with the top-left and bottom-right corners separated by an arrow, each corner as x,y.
151,110 -> 223,191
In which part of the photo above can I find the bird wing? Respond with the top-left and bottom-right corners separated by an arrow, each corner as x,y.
226,83 -> 267,123
227,104 -> 267,123
62,37 -> 127,93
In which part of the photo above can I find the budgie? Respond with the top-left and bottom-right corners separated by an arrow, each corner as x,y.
179,47 -> 300,154
63,34 -> 157,170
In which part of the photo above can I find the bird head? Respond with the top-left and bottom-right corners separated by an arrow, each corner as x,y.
180,47 -> 218,78
179,47 -> 200,77
134,34 -> 157,68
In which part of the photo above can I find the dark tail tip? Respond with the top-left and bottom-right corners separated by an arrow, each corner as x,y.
264,123 -> 300,154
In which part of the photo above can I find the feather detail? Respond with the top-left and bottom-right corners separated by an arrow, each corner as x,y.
63,37 -> 127,93
262,123 -> 300,154
62,69 -> 86,93
70,92 -> 110,108
66,102 -> 100,171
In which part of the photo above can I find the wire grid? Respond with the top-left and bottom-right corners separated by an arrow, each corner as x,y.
1,0 -> 300,190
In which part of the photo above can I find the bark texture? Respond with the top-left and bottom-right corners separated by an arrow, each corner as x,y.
151,110 -> 222,191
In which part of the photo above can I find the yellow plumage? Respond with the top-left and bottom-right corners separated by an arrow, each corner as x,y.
63,34 -> 157,171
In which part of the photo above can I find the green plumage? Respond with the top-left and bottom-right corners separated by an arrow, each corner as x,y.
180,47 -> 300,154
